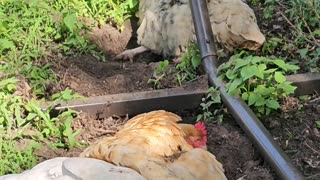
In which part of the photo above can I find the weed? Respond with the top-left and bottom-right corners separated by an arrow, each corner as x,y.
217,51 -> 299,117
21,63 -> 57,98
297,47 -> 320,72
176,44 -> 201,85
247,0 -> 263,6
197,87 -> 224,123
261,37 -> 284,55
148,60 -> 170,89
0,138 -> 40,175
0,77 -> 81,175
148,44 -> 203,89
51,88 -> 83,101
261,0 -> 320,71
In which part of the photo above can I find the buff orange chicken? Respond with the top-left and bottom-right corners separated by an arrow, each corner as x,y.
80,110 -> 227,180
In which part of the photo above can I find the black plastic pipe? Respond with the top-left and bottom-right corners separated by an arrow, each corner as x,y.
189,0 -> 305,179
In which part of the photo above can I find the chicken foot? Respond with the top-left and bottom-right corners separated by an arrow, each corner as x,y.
114,46 -> 150,62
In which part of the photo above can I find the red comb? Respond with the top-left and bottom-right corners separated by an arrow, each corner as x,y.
194,122 -> 207,135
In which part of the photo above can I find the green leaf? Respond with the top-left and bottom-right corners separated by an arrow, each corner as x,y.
0,38 -> 15,51
191,54 -> 201,69
234,59 -> 250,70
227,78 -> 243,94
255,85 -> 276,96
272,59 -> 299,72
314,29 -> 320,36
250,56 -> 265,64
285,64 -> 300,71
277,82 -> 297,94
26,113 -> 37,121
248,93 -> 258,106
196,115 -> 203,122
274,72 -> 286,83
256,64 -> 266,79
297,48 -> 308,59
266,99 -> 280,109
128,0 -> 139,8
240,65 -> 258,80
241,92 -> 249,100
255,96 -> 266,106
257,106 -> 265,115
272,59 -> 287,70
266,108 -> 271,115
264,68 -> 278,74
226,69 -> 237,80
63,13 -> 78,32
258,64 -> 267,71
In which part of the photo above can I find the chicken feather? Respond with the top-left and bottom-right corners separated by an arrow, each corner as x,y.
80,110 -> 227,179
115,0 -> 265,60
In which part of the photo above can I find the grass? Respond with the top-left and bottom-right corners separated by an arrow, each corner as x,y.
0,0 -> 138,175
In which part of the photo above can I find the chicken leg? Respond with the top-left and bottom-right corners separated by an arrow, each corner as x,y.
114,46 -> 150,62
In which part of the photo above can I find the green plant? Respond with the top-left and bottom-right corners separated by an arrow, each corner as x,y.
247,0 -> 263,6
176,44 -> 201,85
316,121 -> 320,128
51,88 -> 83,101
56,0 -> 138,29
297,47 -> 320,72
148,60 -> 170,89
260,0 -> 320,72
21,63 -> 57,98
0,77 -> 81,175
217,51 -> 299,117
197,87 -> 224,123
262,37 -> 284,54
263,2 -> 276,20
0,138 -> 40,175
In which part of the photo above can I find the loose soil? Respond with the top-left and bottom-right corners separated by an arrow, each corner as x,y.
40,7 -> 319,180
264,97 -> 320,180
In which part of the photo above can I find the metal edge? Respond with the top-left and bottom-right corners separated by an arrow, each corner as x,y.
286,73 -> 320,96
48,86 -> 207,118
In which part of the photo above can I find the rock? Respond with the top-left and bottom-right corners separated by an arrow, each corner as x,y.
0,157 -> 145,180
82,18 -> 133,56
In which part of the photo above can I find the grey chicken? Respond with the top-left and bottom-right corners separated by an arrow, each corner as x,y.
115,0 -> 265,61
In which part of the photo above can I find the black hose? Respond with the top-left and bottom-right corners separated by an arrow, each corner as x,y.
189,0 -> 305,179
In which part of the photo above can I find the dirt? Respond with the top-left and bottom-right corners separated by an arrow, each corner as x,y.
206,114 -> 274,179
264,97 -> 320,180
50,55 -> 154,96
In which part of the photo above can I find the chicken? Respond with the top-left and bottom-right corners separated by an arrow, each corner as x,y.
80,110 -> 227,180
115,0 -> 265,61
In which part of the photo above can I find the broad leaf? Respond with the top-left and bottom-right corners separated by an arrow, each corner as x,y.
241,65 -> 258,80
274,72 -> 286,83
266,99 -> 280,109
